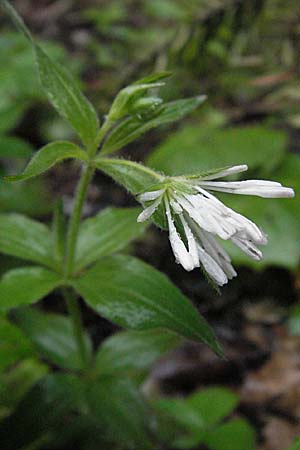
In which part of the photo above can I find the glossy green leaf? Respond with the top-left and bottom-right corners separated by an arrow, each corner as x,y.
0,317 -> 34,372
286,438 -> 300,450
147,125 -> 286,175
95,157 -> 163,195
35,45 -> 99,147
88,377 -> 154,449
204,418 -> 256,450
72,255 -> 222,355
0,267 -> 61,312
0,214 -> 57,269
13,308 -> 92,370
96,329 -> 181,377
102,96 -> 206,154
187,388 -> 238,426
5,141 -> 87,182
0,137 -> 33,159
75,207 -> 147,271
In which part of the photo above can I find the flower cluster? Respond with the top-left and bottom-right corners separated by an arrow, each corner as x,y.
137,165 -> 294,286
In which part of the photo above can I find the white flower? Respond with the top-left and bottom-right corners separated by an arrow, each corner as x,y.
137,165 -> 295,286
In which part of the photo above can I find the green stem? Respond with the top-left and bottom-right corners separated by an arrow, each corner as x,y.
64,163 -> 94,278
63,288 -> 90,369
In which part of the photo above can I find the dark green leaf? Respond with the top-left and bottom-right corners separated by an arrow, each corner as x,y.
0,214 -> 57,269
88,378 -> 155,449
95,157 -> 164,195
102,96 -> 206,154
96,329 -> 181,377
204,418 -> 256,450
0,317 -> 34,372
147,125 -> 286,175
0,267 -> 61,312
0,373 -> 86,450
0,359 -> 48,417
13,308 -> 92,370
75,207 -> 147,271
72,255 -> 222,355
5,141 -> 87,182
0,136 -> 33,159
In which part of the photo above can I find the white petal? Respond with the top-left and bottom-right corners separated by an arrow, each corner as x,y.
200,164 -> 248,180
138,188 -> 165,202
137,197 -> 162,222
195,228 -> 237,280
231,233 -> 263,260
170,199 -> 183,214
197,244 -> 228,286
165,202 -> 195,271
180,214 -> 199,267
198,180 -> 295,198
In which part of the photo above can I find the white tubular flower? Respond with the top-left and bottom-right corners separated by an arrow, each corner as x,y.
136,164 -> 295,286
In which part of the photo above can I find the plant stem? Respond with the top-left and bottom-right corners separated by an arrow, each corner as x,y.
63,162 -> 94,370
65,163 -> 94,278
63,288 -> 90,369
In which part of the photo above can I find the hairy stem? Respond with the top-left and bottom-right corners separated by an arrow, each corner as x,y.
64,163 -> 94,278
63,288 -> 90,369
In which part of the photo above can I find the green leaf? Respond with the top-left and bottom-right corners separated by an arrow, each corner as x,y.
0,214 -> 57,269
102,96 -> 206,154
72,255 -> 222,355
222,196 -> 300,270
204,418 -> 256,450
88,378 -> 155,449
147,125 -> 286,176
74,207 -> 147,271
286,438 -> 300,450
1,1 -> 99,148
0,137 -> 33,159
0,359 -> 48,418
34,45 -> 99,148
187,388 -> 238,426
0,373 -> 86,450
0,267 -> 61,312
0,178 -> 53,216
5,141 -> 87,182
95,157 -> 163,195
107,76 -> 166,121
0,317 -> 34,372
13,308 -> 92,370
96,329 -> 181,377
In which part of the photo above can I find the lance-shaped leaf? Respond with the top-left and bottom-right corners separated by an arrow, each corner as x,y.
5,141 -> 88,182
0,267 -> 61,312
88,378 -> 155,449
102,96 -> 206,154
72,255 -> 222,355
0,214 -> 57,269
1,1 -> 99,148
35,45 -> 99,148
96,329 -> 181,378
74,207 -> 147,271
13,308 -> 92,370
95,157 -> 164,195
